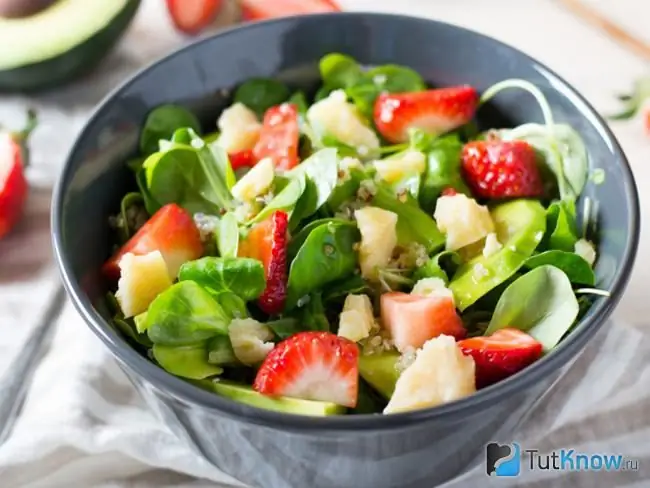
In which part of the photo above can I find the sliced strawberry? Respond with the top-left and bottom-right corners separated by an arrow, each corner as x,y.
241,0 -> 340,21
229,149 -> 255,171
461,139 -> 544,199
253,103 -> 300,171
380,292 -> 466,353
166,0 -> 223,35
374,86 -> 478,144
102,203 -> 203,281
254,331 -> 359,407
441,187 -> 458,197
458,328 -> 543,388
238,211 -> 288,315
0,110 -> 37,240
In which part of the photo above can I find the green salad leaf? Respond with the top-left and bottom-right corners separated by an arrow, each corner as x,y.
178,257 -> 266,302
524,250 -> 594,286
486,265 -> 580,352
413,250 -> 462,284
266,318 -> 303,340
207,336 -> 239,366
296,293 -> 330,332
541,200 -> 578,252
249,172 -> 307,224
140,104 -> 201,156
216,212 -> 240,258
153,344 -> 223,379
286,220 -> 361,309
234,78 -> 290,117
146,281 -> 230,346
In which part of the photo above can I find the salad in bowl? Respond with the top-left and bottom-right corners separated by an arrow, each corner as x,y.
103,53 -> 604,416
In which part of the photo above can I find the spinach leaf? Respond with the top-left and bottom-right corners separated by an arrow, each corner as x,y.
371,185 -> 445,253
323,275 -> 371,302
351,379 -> 387,415
288,217 -> 350,259
107,292 -> 152,348
140,104 -> 201,156
413,251 -> 462,284
266,317 -> 303,340
146,281 -> 230,346
207,336 -> 238,365
288,148 -> 339,229
319,53 -> 364,90
115,192 -> 146,243
288,91 -> 309,115
486,265 -> 579,352
326,167 -> 367,212
345,82 -> 380,119
249,172 -> 306,224
217,212 -> 239,258
178,257 -> 266,301
286,220 -> 361,309
234,78 -> 290,117
418,134 -> 470,212
541,200 -> 578,252
498,123 -> 588,201
524,250 -> 595,286
209,291 -> 249,319
136,167 -> 161,215
365,64 -> 426,93
153,344 -> 223,379
127,157 -> 145,173
296,293 -> 330,332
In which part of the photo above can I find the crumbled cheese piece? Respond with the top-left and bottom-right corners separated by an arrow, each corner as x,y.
306,90 -> 380,157
384,335 -> 476,414
338,156 -> 363,184
411,278 -> 454,302
391,242 -> 429,269
194,213 -> 221,241
357,179 -> 378,202
482,232 -> 503,258
575,238 -> 597,266
434,194 -> 495,251
338,294 -> 375,343
115,252 -> 173,318
228,318 -> 275,366
231,157 -> 275,202
395,346 -> 417,373
215,103 -> 261,153
374,150 -> 426,183
355,207 -> 398,280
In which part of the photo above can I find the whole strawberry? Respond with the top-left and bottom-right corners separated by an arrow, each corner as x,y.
461,138 -> 544,199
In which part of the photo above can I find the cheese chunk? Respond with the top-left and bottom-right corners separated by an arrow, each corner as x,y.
215,103 -> 261,153
228,318 -> 275,366
338,294 -> 375,342
434,194 -> 495,251
115,251 -> 173,318
355,207 -> 398,280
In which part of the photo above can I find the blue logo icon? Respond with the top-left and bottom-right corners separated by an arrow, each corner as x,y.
486,442 -> 521,477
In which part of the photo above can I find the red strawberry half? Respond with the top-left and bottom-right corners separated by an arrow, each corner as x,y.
458,328 -> 543,389
238,211 -> 289,315
102,203 -> 204,281
254,331 -> 359,407
166,0 -> 223,35
229,149 -> 255,171
253,103 -> 300,171
374,86 -> 478,143
461,138 -> 544,199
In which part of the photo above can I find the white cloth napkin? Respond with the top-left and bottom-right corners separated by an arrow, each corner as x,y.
1,0 -> 650,487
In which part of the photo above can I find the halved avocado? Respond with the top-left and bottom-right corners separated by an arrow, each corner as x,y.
0,0 -> 140,92
358,352 -> 401,399
197,380 -> 347,416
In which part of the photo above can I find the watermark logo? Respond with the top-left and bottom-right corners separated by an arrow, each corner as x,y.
485,443 -> 639,477
486,442 -> 521,477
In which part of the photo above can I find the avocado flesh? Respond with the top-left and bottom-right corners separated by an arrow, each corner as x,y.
0,0 -> 139,91
358,353 -> 401,400
199,380 -> 347,416
449,199 -> 547,311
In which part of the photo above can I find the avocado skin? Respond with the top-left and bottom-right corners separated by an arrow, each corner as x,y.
0,0 -> 140,92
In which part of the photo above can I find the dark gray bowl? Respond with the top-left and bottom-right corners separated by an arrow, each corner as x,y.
52,12 -> 639,488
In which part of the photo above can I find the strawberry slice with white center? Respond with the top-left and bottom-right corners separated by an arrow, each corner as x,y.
374,86 -> 478,143
254,331 -> 359,407
253,103 -> 300,171
102,203 -> 204,281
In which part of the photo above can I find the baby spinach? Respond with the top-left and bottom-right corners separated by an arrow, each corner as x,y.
371,185 -> 445,253
417,134 -> 470,212
217,212 -> 239,258
323,275 -> 371,302
234,78 -> 290,117
136,168 -> 161,215
249,173 -> 306,225
288,91 -> 309,115
413,251 -> 461,284
115,192 -> 146,243
326,167 -> 367,212
153,344 -> 223,380
146,281 -> 230,346
541,201 -> 578,252
266,317 -> 303,340
365,64 -> 426,94
296,293 -> 330,332
486,265 -> 579,352
286,220 -> 361,309
288,148 -> 339,229
140,104 -> 201,156
209,291 -> 250,319
524,250 -> 595,286
178,257 -> 266,302
106,292 -> 152,348
288,217 -> 350,259
207,336 -> 238,365
319,53 -> 364,90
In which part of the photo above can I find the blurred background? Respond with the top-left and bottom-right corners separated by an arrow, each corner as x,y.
0,0 -> 649,486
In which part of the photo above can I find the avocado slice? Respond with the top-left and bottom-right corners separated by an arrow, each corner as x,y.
196,380 -> 347,416
0,0 -> 140,92
449,199 -> 546,311
358,352 -> 401,399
